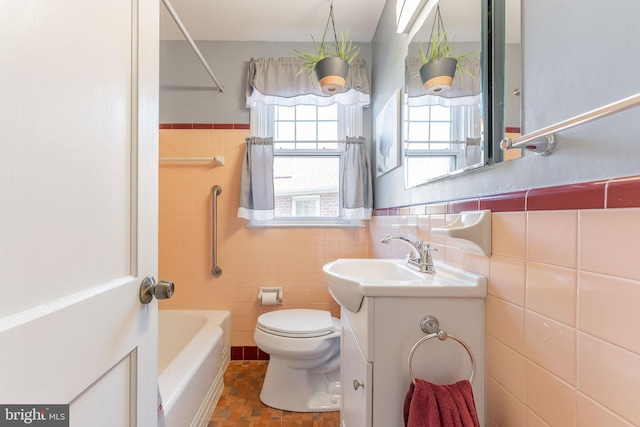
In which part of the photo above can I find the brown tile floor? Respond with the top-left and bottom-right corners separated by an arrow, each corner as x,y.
209,360 -> 340,427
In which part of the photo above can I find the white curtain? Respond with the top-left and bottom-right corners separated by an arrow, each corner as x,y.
237,137 -> 275,220
342,137 -> 372,220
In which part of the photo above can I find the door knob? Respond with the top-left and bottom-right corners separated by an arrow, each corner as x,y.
353,379 -> 364,390
139,276 -> 175,304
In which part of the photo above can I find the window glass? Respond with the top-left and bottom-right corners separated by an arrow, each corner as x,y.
274,156 -> 339,218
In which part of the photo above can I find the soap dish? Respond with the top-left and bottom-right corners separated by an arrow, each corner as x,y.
431,210 -> 491,256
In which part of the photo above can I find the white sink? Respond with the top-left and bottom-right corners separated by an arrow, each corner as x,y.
322,258 -> 487,313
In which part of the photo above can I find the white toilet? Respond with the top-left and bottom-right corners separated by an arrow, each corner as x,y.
254,309 -> 341,412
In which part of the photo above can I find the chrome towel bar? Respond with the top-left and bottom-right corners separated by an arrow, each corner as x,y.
211,185 -> 222,277
500,92 -> 640,156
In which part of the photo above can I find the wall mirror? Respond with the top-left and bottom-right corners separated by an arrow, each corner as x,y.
402,0 -> 521,188
502,0 -> 522,161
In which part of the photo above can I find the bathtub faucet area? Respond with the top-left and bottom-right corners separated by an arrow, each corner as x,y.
381,236 -> 437,274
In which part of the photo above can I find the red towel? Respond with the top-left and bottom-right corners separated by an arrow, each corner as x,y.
403,379 -> 480,427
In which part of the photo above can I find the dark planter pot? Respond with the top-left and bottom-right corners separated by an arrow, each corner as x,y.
315,57 -> 350,95
419,57 -> 458,95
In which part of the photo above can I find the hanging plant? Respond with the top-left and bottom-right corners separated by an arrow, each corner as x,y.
418,4 -> 474,95
294,1 -> 360,94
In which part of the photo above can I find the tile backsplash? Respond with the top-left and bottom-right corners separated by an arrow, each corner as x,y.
372,204 -> 640,426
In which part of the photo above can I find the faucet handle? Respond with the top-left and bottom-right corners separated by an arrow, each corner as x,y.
421,243 -> 437,264
424,243 -> 437,259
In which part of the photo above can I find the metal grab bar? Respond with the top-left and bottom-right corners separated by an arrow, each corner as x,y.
500,92 -> 640,156
211,185 -> 222,277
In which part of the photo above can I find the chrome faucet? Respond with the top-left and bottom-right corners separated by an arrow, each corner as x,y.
381,236 -> 437,274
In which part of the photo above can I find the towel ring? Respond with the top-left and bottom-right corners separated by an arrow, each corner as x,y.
407,316 -> 476,385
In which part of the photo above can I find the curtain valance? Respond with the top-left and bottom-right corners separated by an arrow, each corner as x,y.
246,57 -> 371,107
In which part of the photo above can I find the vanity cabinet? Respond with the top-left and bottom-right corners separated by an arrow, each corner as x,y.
339,295 -> 485,427
340,313 -> 372,427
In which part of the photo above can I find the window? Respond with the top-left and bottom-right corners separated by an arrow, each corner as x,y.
404,104 -> 459,186
403,102 -> 481,186
243,57 -> 371,225
292,195 -> 321,216
274,104 -> 339,150
250,102 -> 364,226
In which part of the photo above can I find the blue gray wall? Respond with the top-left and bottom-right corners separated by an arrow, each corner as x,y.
371,0 -> 640,208
160,1 -> 640,210
160,41 -> 372,125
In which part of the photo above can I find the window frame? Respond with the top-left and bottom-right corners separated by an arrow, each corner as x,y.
248,103 -> 365,228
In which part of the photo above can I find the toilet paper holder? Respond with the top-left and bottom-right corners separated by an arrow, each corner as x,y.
258,287 -> 283,305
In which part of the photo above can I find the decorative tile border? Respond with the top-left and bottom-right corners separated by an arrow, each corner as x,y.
606,176 -> 640,208
159,123 -> 250,130
231,346 -> 270,361
374,175 -> 640,214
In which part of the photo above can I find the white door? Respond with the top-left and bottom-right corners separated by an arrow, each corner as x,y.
0,0 -> 160,425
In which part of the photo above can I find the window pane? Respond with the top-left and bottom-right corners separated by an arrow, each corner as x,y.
273,156 -> 339,218
276,122 -> 295,141
296,121 -> 316,141
430,105 -> 451,121
317,104 -> 338,120
408,122 -> 429,141
296,105 -> 316,120
406,156 -> 455,187
276,105 -> 295,120
411,105 -> 430,120
430,122 -> 451,141
318,121 -> 338,141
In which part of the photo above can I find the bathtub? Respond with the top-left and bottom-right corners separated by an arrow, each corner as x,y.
158,310 -> 231,427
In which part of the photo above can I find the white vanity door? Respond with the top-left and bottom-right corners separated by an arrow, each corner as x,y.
340,313 -> 372,427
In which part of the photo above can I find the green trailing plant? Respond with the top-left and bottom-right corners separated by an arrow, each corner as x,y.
418,34 -> 475,82
418,5 -> 476,83
294,3 -> 360,77
294,35 -> 328,76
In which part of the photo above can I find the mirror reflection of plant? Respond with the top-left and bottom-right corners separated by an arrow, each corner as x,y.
418,36 -> 475,83
419,4 -> 476,83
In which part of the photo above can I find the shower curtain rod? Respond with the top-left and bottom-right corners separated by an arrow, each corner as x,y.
161,0 -> 224,92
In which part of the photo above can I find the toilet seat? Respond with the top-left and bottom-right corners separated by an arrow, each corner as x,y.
257,309 -> 336,338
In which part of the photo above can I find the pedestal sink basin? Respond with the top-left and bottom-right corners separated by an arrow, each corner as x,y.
322,258 -> 487,313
